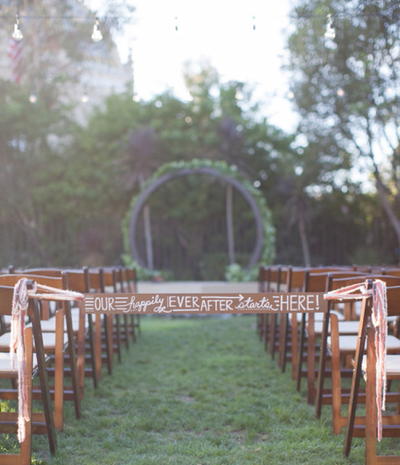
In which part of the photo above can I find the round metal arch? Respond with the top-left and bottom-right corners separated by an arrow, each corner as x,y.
129,166 -> 265,269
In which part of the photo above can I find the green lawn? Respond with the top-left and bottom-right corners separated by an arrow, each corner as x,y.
20,316 -> 398,464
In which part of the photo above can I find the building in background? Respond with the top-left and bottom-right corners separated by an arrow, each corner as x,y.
0,0 -> 133,123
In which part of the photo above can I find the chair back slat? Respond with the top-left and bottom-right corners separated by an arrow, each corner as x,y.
0,274 -> 64,289
0,285 -> 17,315
65,269 -> 89,293
386,286 -> 400,316
331,275 -> 400,291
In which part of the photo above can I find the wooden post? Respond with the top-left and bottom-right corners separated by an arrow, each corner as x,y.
226,185 -> 235,265
143,204 -> 154,270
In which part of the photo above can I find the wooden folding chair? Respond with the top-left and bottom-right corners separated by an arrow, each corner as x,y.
364,296 -> 400,465
0,284 -> 57,460
0,273 -> 80,432
299,271 -> 365,407
326,277 -> 400,442
16,268 -> 96,392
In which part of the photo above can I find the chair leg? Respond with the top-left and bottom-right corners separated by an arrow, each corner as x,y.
269,314 -> 277,359
104,315 -> 113,375
87,314 -> 98,388
279,314 -> 289,373
123,315 -> 130,349
307,312 -> 316,404
365,326 -> 377,465
330,314 -> 342,434
296,313 -> 306,391
54,309 -> 64,431
31,301 -> 57,455
315,308 -> 331,417
20,327 -> 33,465
94,314 -> 102,380
343,297 -> 370,456
291,313 -> 299,380
130,315 -> 136,342
115,315 -> 122,362
65,305 -> 81,418
76,307 -> 86,398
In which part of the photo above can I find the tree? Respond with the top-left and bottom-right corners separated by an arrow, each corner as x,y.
287,0 -> 400,256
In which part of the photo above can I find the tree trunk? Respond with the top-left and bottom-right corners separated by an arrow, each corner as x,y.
298,212 -> 311,267
376,181 -> 400,262
143,205 -> 154,270
226,185 -> 235,264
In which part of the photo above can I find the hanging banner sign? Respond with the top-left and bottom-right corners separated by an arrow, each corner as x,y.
83,293 -> 327,315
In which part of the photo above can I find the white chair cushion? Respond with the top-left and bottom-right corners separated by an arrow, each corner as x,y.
328,335 -> 400,353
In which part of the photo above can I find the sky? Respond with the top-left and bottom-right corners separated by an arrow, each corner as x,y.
90,0 -> 298,132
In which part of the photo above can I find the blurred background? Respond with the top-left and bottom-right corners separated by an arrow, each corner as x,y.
1,0 -> 399,279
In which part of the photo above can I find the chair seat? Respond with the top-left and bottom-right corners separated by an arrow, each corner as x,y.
0,352 -> 38,374
313,320 -> 359,335
295,310 -> 344,323
40,316 -> 84,333
362,354 -> 400,377
328,334 -> 400,353
0,331 -> 68,351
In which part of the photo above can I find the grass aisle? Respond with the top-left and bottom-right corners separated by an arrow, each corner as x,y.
33,316 -> 369,465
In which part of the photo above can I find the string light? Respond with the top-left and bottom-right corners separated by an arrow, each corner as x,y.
81,91 -> 89,103
336,88 -> 345,97
91,17 -> 103,42
324,14 -> 335,40
174,16 -> 179,32
29,94 -> 37,103
12,14 -> 23,41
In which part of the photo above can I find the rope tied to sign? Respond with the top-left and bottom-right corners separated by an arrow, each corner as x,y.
11,279 -> 84,443
324,279 -> 387,441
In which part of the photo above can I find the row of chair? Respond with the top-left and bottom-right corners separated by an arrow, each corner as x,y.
258,265 -> 400,465
0,266 -> 138,465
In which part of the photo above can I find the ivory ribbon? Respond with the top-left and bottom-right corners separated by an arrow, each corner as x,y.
10,279 -> 84,443
324,279 -> 387,441
10,278 -> 32,443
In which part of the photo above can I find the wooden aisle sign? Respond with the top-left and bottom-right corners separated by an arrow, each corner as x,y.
84,293 -> 327,315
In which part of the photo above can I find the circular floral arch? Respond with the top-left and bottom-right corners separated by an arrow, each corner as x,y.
124,159 -> 275,273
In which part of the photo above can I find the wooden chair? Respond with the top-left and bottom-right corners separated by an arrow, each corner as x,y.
325,277 -> 400,443
0,284 -> 57,460
364,289 -> 400,465
298,270 -> 367,410
16,268 -> 96,392
0,273 -> 79,432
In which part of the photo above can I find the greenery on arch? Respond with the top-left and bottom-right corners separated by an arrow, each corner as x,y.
122,159 -> 275,280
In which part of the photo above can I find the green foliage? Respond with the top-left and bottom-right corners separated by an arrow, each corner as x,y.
123,159 -> 275,279
225,264 -> 258,282
287,0 -> 400,246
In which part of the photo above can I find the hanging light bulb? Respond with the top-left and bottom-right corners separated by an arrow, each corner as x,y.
12,14 -> 23,41
252,15 -> 256,31
29,94 -> 37,103
174,16 -> 179,32
81,91 -> 89,103
336,88 -> 345,97
324,14 -> 335,40
91,17 -> 103,42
